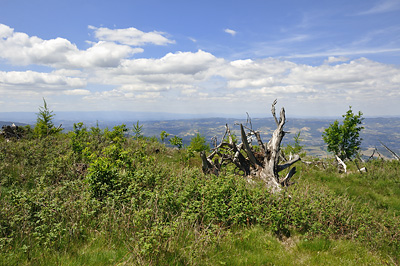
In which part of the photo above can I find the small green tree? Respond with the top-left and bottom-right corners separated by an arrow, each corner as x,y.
284,131 -> 305,156
188,133 -> 209,153
34,98 -> 62,138
70,122 -> 89,155
169,135 -> 183,149
132,121 -> 143,140
322,107 -> 364,160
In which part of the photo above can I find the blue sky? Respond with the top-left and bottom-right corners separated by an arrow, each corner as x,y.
1,0 -> 400,117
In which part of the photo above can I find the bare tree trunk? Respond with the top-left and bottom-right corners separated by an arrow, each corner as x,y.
201,100 -> 300,193
335,155 -> 347,173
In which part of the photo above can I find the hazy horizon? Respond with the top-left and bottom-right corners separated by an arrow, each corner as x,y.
1,110 -> 400,126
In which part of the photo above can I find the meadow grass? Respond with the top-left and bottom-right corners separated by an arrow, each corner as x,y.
0,130 -> 399,265
206,226 -> 387,266
303,159 -> 400,215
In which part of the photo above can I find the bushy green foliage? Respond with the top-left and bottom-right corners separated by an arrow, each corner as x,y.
104,124 -> 128,145
70,122 -> 89,156
160,130 -> 170,143
0,125 -> 399,265
322,107 -> 364,160
169,135 -> 183,149
188,132 -> 209,153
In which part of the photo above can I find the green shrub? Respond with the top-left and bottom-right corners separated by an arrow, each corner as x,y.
188,132 -> 209,153
169,135 -> 183,149
70,122 -> 89,156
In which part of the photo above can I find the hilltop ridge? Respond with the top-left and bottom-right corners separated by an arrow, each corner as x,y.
1,115 -> 399,158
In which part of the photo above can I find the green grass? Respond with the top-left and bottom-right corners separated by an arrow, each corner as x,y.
303,159 -> 400,215
1,130 -> 399,265
0,235 -> 129,266
1,226 -> 389,266
205,226 -> 386,266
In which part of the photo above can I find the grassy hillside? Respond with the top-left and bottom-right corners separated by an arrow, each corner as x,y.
0,125 -> 399,265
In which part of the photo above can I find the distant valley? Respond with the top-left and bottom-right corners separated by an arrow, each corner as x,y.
1,113 -> 399,158
137,117 -> 400,158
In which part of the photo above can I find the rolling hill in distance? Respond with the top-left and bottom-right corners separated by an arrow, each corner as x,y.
1,111 -> 399,158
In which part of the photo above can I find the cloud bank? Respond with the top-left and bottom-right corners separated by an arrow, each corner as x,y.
0,24 -> 399,116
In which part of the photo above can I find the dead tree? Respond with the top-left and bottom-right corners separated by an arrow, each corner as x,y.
0,124 -> 25,140
201,100 -> 300,193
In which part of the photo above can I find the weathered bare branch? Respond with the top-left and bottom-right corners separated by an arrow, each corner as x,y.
211,136 -> 218,148
225,124 -> 234,145
271,99 -> 279,126
240,118 -> 265,153
277,154 -> 301,172
240,124 -> 260,167
367,147 -> 384,161
380,141 -> 400,160
201,151 -> 218,175
246,112 -> 253,129
254,131 -> 265,153
280,167 -> 297,187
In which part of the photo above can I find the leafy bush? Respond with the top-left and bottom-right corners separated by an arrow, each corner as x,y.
169,135 -> 183,149
188,132 -> 209,153
160,130 -> 170,143
104,124 -> 128,145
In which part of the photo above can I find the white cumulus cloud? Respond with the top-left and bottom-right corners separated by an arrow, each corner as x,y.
89,25 -> 175,46
63,89 -> 91,95
0,24 -> 143,69
65,41 -> 142,68
0,70 -> 86,89
118,50 -> 222,75
224,28 -> 237,36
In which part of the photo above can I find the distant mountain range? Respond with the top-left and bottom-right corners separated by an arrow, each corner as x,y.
0,111 -> 244,124
1,112 -> 399,158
